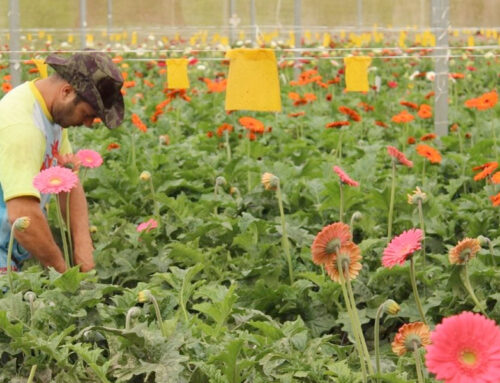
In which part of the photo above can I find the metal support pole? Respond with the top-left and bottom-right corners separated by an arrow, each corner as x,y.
107,0 -> 112,44
431,0 -> 450,136
8,0 -> 21,87
250,0 -> 257,45
229,0 -> 235,44
357,0 -> 363,28
80,0 -> 87,49
294,0 -> 301,48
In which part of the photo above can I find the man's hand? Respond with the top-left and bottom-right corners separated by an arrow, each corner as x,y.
73,244 -> 95,272
6,196 -> 67,273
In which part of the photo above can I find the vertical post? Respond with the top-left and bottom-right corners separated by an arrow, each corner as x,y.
107,0 -> 112,44
8,0 -> 21,86
294,0 -> 301,79
250,0 -> 257,45
294,0 -> 301,47
431,0 -> 450,136
80,0 -> 87,49
357,0 -> 363,28
229,0 -> 235,44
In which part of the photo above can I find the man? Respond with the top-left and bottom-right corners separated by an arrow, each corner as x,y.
0,52 -> 124,273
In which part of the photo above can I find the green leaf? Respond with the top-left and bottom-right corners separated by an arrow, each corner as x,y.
51,266 -> 86,293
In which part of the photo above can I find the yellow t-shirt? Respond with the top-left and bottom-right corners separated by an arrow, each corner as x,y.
0,81 -> 72,202
0,80 -> 71,269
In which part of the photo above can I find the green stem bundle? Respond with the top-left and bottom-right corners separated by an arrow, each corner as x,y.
410,257 -> 427,324
387,160 -> 396,240
277,181 -> 294,284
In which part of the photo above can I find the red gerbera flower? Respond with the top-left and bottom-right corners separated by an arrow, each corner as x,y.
382,228 -> 423,268
333,166 -> 359,187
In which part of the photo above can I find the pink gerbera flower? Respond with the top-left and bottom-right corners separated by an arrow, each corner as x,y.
76,149 -> 103,168
137,218 -> 158,233
425,311 -> 500,383
333,166 -> 359,187
382,228 -> 423,268
387,145 -> 413,167
33,166 -> 79,194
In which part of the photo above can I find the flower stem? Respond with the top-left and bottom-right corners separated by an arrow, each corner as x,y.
346,272 -> 374,375
387,159 -> 396,240
148,178 -> 159,218
149,293 -> 168,337
337,131 -> 343,160
339,180 -> 344,223
422,159 -> 426,188
277,181 -> 294,284
491,111 -> 498,163
224,129 -> 231,161
374,304 -> 384,378
337,259 -> 367,383
462,263 -> 488,317
6,225 -> 16,292
410,257 -> 427,324
247,139 -> 252,192
417,199 -> 426,269
65,192 -> 74,265
27,365 -> 37,383
412,342 -> 425,383
55,195 -> 70,269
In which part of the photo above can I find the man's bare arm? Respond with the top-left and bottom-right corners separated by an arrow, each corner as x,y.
59,182 -> 95,272
6,196 -> 67,273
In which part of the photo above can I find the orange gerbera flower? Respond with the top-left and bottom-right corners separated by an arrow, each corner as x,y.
375,120 -> 388,128
303,93 -> 317,102
424,91 -> 435,99
106,142 -> 120,151
131,113 -> 147,132
400,100 -> 418,110
418,104 -> 433,119
476,90 -> 498,110
326,121 -> 350,129
288,111 -> 305,118
449,238 -> 481,264
216,123 -> 233,137
288,92 -> 301,101
420,133 -> 437,141
391,110 -> 414,123
324,242 -> 362,283
123,81 -> 136,88
472,161 -> 498,181
416,144 -> 442,163
392,322 -> 431,356
239,116 -> 265,134
490,191 -> 500,206
203,77 -> 227,93
358,101 -> 374,112
491,171 -> 500,184
338,106 -> 361,122
450,123 -> 459,132
2,82 -> 12,93
311,222 -> 352,265
407,136 -> 416,145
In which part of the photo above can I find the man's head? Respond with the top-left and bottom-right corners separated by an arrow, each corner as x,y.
46,52 -> 124,129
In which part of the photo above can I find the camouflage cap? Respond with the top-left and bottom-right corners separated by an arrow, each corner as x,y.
46,52 -> 124,129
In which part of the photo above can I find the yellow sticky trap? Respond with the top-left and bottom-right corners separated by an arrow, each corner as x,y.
32,59 -> 48,79
468,35 -> 475,47
344,56 -> 372,92
225,48 -> 281,112
323,33 -> 331,47
166,58 -> 189,89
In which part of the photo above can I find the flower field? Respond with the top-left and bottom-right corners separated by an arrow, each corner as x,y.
0,41 -> 499,382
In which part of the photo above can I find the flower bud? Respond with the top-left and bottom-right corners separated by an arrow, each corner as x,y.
159,134 -> 170,145
351,211 -> 363,222
383,299 -> 401,315
23,291 -> 36,302
13,217 -> 30,232
407,187 -> 427,205
89,225 -> 98,233
215,176 -> 227,187
477,235 -> 490,247
127,306 -> 142,318
261,172 -> 279,191
138,289 -> 151,303
139,171 -> 151,181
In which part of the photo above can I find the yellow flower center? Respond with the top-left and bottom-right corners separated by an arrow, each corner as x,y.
49,178 -> 62,186
460,350 -> 477,366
